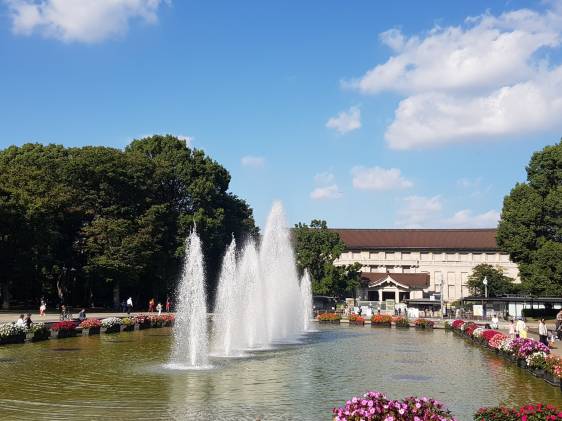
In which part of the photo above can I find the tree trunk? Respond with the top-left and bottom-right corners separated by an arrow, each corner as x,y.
113,282 -> 120,310
1,282 -> 11,310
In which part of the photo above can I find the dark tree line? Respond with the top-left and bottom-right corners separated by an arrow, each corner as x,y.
0,135 -> 258,309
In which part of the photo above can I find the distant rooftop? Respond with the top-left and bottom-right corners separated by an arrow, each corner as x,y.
331,228 -> 498,251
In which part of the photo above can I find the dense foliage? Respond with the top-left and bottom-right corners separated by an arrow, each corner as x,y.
0,135 -> 257,308
292,220 -> 361,298
467,264 -> 517,297
497,140 -> 562,295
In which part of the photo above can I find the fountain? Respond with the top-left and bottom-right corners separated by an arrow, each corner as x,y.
300,270 -> 313,332
173,201 -> 313,364
170,228 -> 210,368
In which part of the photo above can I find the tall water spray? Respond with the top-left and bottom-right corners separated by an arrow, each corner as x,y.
300,270 -> 313,332
259,201 -> 304,343
170,228 -> 209,367
211,238 -> 240,356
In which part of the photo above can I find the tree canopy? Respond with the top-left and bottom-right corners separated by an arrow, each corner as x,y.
0,136 -> 257,309
293,220 -> 361,298
497,140 -> 562,295
467,264 -> 517,297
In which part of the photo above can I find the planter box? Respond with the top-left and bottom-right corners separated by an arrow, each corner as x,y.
0,334 -> 26,345
371,323 -> 391,328
544,372 -> 561,386
395,325 -> 410,329
31,331 -> 51,342
163,321 -> 174,327
137,322 -> 151,330
517,359 -> 528,369
530,368 -> 545,378
82,327 -> 100,336
103,325 -> 121,334
349,320 -> 365,326
318,320 -> 341,324
121,324 -> 135,332
51,329 -> 77,339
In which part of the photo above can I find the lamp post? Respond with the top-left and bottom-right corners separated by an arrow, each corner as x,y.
482,276 -> 488,319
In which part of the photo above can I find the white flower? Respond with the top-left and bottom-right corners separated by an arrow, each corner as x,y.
101,317 -> 122,328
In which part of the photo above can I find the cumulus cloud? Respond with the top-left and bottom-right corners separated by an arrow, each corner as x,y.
241,155 -> 265,168
4,0 -> 168,43
443,209 -> 500,228
351,166 -> 413,191
310,185 -> 342,200
396,195 -> 443,228
326,106 -> 361,134
345,4 -> 562,149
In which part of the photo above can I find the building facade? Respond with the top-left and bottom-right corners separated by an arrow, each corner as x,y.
332,228 -> 519,305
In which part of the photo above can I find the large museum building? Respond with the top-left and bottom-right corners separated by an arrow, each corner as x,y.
332,228 -> 519,306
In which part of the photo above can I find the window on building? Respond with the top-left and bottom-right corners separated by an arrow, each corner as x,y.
368,290 -> 379,301
385,252 -> 395,260
402,252 -> 411,260
420,252 -> 431,261
473,253 -> 482,262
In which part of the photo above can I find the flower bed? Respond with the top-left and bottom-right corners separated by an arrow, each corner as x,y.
50,321 -> 78,338
393,316 -> 410,328
370,314 -> 392,327
101,317 -> 122,333
121,317 -> 135,331
134,315 -> 150,329
449,319 -> 560,390
333,391 -> 457,420
318,313 -> 341,323
414,318 -> 434,329
29,323 -> 50,341
161,314 -> 175,327
0,323 -> 26,344
474,403 -> 562,420
349,314 -> 365,325
79,318 -> 101,335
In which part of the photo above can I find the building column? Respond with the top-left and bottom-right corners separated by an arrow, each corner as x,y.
378,289 -> 383,305
395,289 -> 400,303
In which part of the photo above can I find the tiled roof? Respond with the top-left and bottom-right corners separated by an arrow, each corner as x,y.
332,228 -> 498,251
360,272 -> 430,289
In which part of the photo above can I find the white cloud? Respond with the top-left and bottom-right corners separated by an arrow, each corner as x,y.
443,209 -> 500,228
310,184 -> 342,200
351,166 -> 413,191
314,171 -> 335,185
326,106 -> 361,134
241,155 -> 265,168
5,0 -> 168,43
345,4 -> 562,149
457,177 -> 482,189
396,195 -> 443,228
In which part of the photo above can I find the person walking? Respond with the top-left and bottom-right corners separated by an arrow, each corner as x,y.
557,310 -> 562,339
165,297 -> 171,313
508,319 -> 516,338
491,314 -> 499,329
148,298 -> 155,313
516,317 -> 528,339
78,308 -> 87,322
39,298 -> 46,317
126,297 -> 133,315
539,318 -> 549,346
156,302 -> 162,316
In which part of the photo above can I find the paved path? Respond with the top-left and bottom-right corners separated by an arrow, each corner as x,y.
0,311 -> 173,323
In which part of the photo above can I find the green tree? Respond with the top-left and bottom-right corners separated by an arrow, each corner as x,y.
467,264 -> 516,297
497,140 -> 562,295
293,220 -> 360,298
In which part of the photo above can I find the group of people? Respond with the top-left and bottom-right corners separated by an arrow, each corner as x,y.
15,313 -> 33,329
147,297 -> 171,315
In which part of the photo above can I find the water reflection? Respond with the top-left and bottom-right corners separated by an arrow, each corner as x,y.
0,327 -> 561,420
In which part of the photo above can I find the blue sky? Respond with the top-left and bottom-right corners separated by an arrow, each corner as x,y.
1,0 -> 562,229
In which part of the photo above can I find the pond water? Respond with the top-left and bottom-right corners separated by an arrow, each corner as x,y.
0,325 -> 561,420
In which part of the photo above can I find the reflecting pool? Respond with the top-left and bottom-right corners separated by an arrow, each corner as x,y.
0,325 -> 561,420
